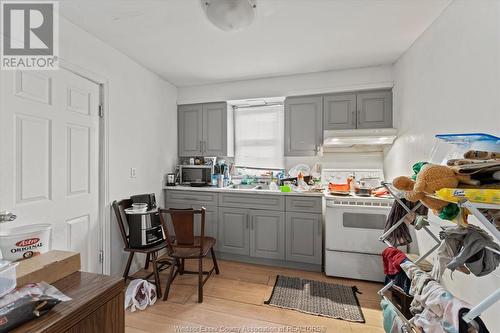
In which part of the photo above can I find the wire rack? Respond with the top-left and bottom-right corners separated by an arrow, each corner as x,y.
377,182 -> 500,330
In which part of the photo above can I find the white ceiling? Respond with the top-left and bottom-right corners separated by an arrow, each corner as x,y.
60,0 -> 450,87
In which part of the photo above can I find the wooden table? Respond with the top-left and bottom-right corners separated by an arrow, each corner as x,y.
11,272 -> 125,333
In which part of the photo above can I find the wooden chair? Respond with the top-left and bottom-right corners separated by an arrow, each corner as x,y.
112,199 -> 172,298
158,207 -> 220,303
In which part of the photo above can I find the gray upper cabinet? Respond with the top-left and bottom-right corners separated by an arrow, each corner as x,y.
178,102 -> 233,157
286,212 -> 322,264
202,102 -> 227,156
323,93 -> 357,130
356,90 -> 392,129
218,207 -> 250,256
284,96 -> 323,156
178,104 -> 203,156
249,210 -> 285,260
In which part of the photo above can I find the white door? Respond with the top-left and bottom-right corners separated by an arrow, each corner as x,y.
0,68 -> 101,273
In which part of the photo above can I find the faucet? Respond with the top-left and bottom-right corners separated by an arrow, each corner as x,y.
0,211 -> 16,223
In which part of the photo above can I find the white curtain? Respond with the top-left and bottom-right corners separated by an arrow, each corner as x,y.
234,104 -> 284,169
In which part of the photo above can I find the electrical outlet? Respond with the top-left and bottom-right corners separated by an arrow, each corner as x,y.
130,168 -> 137,178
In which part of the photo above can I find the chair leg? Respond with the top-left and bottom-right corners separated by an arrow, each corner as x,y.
210,247 -> 220,275
151,252 -> 162,299
198,258 -> 203,303
144,253 -> 150,270
163,258 -> 178,301
123,252 -> 134,280
179,258 -> 185,275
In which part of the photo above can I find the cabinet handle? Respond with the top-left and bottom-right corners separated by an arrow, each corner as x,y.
294,203 -> 313,208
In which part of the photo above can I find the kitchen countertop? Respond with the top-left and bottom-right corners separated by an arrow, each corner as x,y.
163,185 -> 324,197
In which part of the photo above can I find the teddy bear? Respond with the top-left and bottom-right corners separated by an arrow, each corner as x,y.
392,164 -> 470,213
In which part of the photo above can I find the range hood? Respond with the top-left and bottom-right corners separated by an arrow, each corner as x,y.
323,128 -> 397,149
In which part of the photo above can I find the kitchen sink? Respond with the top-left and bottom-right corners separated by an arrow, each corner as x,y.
228,183 -> 275,191
228,184 -> 258,190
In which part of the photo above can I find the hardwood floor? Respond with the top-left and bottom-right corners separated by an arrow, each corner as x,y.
126,258 -> 384,333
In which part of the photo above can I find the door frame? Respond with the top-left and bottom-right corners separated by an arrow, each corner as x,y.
59,59 -> 111,274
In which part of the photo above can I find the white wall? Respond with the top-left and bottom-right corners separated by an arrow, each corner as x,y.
384,0 -> 500,328
177,65 -> 393,104
59,17 -> 178,276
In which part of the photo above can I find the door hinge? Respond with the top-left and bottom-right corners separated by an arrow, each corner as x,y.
98,104 -> 104,118
98,250 -> 104,263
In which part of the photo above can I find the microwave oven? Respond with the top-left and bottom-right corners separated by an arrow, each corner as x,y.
179,165 -> 214,185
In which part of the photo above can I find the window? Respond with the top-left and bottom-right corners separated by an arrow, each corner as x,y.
234,104 -> 284,169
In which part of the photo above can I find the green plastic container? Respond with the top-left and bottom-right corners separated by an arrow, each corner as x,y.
280,185 -> 291,192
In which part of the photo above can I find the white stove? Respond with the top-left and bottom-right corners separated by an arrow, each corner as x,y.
322,169 -> 394,282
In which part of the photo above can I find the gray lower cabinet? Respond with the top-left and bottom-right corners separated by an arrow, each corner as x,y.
218,207 -> 250,256
193,204 -> 218,242
284,95 -> 323,156
165,190 -> 323,268
163,201 -> 192,237
286,212 -> 322,264
249,210 -> 285,260
323,93 -> 357,130
357,90 -> 392,129
163,200 -> 218,249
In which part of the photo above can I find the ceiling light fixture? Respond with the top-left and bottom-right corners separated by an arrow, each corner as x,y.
201,0 -> 256,32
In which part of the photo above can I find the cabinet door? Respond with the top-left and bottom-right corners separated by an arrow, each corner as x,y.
178,104 -> 203,156
202,102 -> 227,156
192,205 -> 218,249
218,207 -> 249,255
284,96 -> 323,156
286,212 -> 322,264
249,210 -> 285,260
323,93 -> 356,130
356,90 -> 392,129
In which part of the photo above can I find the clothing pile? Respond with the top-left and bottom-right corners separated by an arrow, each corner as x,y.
381,299 -> 411,333
431,225 -> 500,281
401,261 -> 489,333
384,198 -> 429,247
382,247 -> 411,295
381,249 -> 491,333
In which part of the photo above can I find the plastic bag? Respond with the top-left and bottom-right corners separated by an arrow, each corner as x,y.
124,279 -> 157,312
0,282 -> 70,332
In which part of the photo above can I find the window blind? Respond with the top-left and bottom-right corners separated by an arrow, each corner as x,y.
234,104 -> 284,169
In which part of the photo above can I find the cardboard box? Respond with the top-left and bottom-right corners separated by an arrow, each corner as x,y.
16,250 -> 81,286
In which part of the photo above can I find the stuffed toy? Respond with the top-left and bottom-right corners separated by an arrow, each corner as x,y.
393,164 -> 470,220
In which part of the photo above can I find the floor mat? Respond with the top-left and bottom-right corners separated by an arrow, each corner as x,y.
264,275 -> 365,323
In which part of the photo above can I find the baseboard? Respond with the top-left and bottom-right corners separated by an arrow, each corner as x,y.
215,252 -> 322,272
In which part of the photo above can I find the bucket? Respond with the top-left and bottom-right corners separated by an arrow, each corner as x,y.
0,224 -> 52,261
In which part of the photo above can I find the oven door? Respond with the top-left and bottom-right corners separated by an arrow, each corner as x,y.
325,201 -> 390,254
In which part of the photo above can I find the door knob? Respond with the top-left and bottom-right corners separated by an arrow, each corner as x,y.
0,211 -> 17,223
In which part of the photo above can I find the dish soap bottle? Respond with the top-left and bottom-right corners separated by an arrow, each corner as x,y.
297,172 -> 309,192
